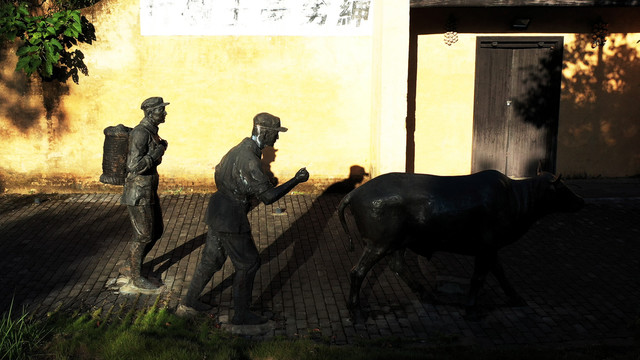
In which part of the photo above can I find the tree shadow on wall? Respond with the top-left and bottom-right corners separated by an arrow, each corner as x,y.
0,43 -> 42,133
0,19 -> 95,138
514,34 -> 640,176
512,45 -> 563,130
0,42 -> 70,137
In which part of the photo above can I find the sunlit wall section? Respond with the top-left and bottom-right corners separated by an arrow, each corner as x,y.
557,33 -> 640,177
414,33 -> 476,176
412,6 -> 640,178
0,0 -> 377,192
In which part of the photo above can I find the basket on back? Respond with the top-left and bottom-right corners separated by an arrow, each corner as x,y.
100,124 -> 132,185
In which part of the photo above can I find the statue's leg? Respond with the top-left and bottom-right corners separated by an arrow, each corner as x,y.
491,256 -> 526,306
127,205 -> 160,291
143,199 -> 164,259
348,244 -> 387,322
182,230 -> 227,312
388,249 -> 431,302
221,232 -> 266,325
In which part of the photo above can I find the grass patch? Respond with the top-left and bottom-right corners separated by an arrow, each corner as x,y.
1,298 -> 49,360
3,298 -> 638,360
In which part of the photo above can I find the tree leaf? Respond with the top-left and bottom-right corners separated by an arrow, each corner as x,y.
71,11 -> 81,24
50,38 -> 63,50
70,21 -> 82,35
31,57 -> 41,70
44,60 -> 53,77
16,46 -> 30,56
17,4 -> 29,16
64,27 -> 79,38
15,56 -> 30,71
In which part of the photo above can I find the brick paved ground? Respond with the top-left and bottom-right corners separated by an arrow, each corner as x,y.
0,185 -> 638,347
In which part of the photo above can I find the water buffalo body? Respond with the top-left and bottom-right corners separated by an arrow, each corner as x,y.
338,170 -> 584,319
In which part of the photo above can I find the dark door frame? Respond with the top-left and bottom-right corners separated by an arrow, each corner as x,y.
471,36 -> 563,177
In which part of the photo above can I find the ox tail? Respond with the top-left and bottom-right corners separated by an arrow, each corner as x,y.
338,193 -> 355,251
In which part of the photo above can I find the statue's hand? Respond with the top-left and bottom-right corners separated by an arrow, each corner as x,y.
296,167 -> 309,183
160,139 -> 168,149
149,144 -> 166,162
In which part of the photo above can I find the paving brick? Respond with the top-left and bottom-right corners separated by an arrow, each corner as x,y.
0,193 -> 638,347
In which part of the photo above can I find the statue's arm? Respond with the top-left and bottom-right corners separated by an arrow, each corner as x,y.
257,168 -> 309,205
126,130 -> 153,175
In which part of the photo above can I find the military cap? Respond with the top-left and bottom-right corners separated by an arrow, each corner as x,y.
141,97 -> 170,111
253,112 -> 288,132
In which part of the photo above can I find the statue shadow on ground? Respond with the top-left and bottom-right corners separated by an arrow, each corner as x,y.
147,233 -> 207,278
0,204 -> 115,314
201,165 -> 368,306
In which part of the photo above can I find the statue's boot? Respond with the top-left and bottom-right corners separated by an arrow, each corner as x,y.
128,242 -> 161,294
117,258 -> 132,278
231,270 -> 266,325
180,267 -> 214,313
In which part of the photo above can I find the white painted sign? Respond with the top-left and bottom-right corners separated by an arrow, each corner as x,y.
140,0 -> 373,36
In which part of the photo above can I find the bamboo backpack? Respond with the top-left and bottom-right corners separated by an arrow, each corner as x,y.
99,124 -> 132,185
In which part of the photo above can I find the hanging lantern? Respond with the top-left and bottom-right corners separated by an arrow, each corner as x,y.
591,20 -> 608,49
444,15 -> 458,46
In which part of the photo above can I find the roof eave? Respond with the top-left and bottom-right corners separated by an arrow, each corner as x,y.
410,0 -> 640,7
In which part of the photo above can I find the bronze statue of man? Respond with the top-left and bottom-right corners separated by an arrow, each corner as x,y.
119,97 -> 169,294
179,112 -> 309,325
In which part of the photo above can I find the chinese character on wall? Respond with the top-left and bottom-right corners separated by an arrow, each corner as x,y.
305,1 -> 328,25
337,0 -> 370,27
260,0 -> 287,22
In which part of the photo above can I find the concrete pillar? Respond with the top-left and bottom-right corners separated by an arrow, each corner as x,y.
370,0 -> 410,177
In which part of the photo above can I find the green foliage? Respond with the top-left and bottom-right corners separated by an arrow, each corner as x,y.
34,302 -> 640,360
0,1 -> 95,83
0,298 -> 49,360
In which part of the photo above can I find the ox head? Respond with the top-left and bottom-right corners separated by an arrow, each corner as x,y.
537,172 -> 585,213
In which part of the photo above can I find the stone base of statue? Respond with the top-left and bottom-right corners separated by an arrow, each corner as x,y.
175,303 -> 214,318
117,276 -> 164,295
219,314 -> 275,336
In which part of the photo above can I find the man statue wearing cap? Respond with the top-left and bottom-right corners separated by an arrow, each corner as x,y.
119,96 -> 170,294
179,112 -> 309,325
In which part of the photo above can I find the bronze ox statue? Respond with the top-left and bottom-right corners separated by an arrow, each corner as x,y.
338,169 -> 584,320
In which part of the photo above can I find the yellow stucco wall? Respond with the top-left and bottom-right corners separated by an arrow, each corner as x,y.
3,3 -> 637,194
0,0 -> 377,193
412,7 -> 640,178
414,33 -> 476,175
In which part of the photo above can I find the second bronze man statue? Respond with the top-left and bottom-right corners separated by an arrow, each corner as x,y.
179,112 -> 309,325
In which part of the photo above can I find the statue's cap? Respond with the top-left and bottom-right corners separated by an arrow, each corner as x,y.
253,112 -> 288,132
141,97 -> 170,111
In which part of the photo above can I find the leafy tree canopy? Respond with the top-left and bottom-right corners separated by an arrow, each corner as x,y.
0,0 -> 98,83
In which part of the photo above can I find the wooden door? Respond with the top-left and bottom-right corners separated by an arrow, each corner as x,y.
472,37 -> 563,178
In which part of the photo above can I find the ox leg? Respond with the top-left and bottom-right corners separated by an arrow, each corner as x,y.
491,257 -> 526,307
348,245 -> 387,322
389,250 -> 431,302
466,252 -> 495,316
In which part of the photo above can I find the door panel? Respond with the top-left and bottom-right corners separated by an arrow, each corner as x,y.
472,37 -> 563,178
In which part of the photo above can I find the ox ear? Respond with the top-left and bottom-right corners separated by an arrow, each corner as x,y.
537,160 -> 543,176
